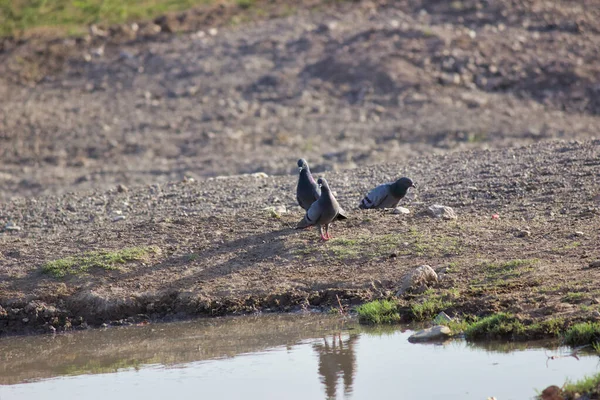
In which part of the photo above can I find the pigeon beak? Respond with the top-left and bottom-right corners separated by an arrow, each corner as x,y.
411,183 -> 417,189
298,167 -> 303,173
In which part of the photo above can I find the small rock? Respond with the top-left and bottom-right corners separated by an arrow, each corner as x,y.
459,92 -> 488,108
48,325 -> 57,334
22,318 -> 29,323
3,221 -> 22,231
112,215 -> 126,222
117,184 -> 128,193
433,311 -> 453,324
208,28 -> 218,36
251,172 -> 269,178
589,260 -> 600,268
396,265 -> 438,296
515,230 -> 531,238
101,323 -> 109,328
408,325 -> 452,343
574,231 -> 585,237
393,207 -> 410,215
427,205 -> 457,220
439,73 -> 461,85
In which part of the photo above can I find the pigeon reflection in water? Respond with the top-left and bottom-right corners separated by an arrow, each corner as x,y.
312,333 -> 358,399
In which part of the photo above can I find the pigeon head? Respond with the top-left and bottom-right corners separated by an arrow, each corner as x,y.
317,177 -> 329,191
391,177 -> 416,197
297,158 -> 309,172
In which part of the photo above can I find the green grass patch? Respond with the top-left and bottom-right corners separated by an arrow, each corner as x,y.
461,313 -> 565,341
42,246 -> 160,277
562,292 -> 587,303
464,313 -> 522,340
356,300 -> 401,325
564,322 -> 600,347
411,291 -> 454,321
563,372 -> 600,398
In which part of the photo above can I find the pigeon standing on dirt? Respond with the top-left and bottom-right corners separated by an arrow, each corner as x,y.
296,159 -> 321,210
358,177 -> 416,209
296,159 -> 347,220
296,178 -> 344,240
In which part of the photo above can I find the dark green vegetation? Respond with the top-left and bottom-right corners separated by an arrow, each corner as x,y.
410,289 -> 456,321
562,373 -> 600,399
42,246 -> 160,277
563,322 -> 600,347
356,300 -> 401,324
0,0 -> 253,36
463,313 -> 564,341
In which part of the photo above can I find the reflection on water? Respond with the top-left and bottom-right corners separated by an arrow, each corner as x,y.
0,314 -> 598,400
313,333 -> 358,398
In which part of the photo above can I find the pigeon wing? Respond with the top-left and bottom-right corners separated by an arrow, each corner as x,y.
296,199 -> 323,229
359,184 -> 391,209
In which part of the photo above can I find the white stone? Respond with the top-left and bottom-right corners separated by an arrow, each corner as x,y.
408,325 -> 452,343
393,207 -> 410,215
427,204 -> 457,220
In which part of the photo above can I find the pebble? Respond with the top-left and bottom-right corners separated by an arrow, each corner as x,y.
393,207 -> 410,215
208,28 -> 218,36
515,230 -> 531,238
4,221 -> 22,231
573,231 -> 584,237
117,184 -> 129,193
112,215 -> 126,222
251,172 -> 269,178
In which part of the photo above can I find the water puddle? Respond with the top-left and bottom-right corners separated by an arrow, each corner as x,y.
0,314 -> 597,399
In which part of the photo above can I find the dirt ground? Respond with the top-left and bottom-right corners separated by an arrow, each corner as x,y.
0,0 -> 599,335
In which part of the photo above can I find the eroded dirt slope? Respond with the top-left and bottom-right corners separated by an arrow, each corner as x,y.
0,0 -> 599,201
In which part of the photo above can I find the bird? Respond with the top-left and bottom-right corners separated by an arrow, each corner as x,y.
296,178 -> 344,240
296,159 -> 320,211
358,177 -> 416,209
296,159 -> 347,220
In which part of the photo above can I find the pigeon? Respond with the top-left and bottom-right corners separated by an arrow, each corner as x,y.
296,159 -> 348,220
296,159 -> 320,211
358,177 -> 416,209
296,178 -> 344,240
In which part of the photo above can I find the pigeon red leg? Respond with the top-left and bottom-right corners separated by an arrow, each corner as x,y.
319,225 -> 329,241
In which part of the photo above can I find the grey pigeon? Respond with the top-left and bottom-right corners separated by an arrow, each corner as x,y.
358,177 -> 416,209
296,159 -> 320,211
296,159 -> 347,220
296,178 -> 344,240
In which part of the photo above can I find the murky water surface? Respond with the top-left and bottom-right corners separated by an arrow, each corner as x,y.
0,315 -> 598,399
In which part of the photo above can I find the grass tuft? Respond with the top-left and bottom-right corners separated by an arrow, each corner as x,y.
42,246 -> 160,277
564,322 -> 600,346
464,313 -> 521,340
356,300 -> 401,325
411,295 -> 453,321
563,372 -> 600,398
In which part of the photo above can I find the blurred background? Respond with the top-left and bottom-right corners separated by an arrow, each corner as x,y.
0,0 -> 598,201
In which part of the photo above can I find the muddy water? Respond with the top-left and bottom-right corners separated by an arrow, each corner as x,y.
0,314 -> 597,400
